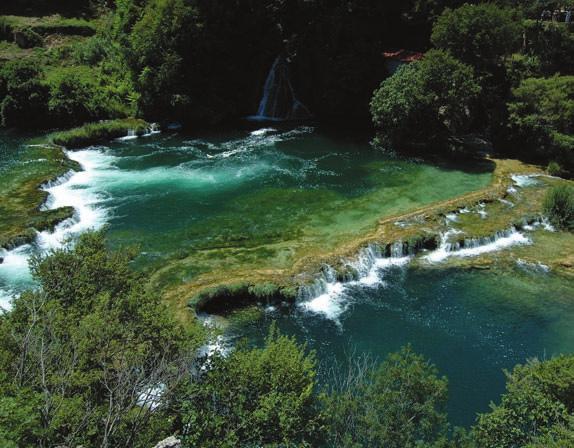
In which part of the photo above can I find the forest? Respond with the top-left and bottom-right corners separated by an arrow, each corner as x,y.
1,0 -> 574,447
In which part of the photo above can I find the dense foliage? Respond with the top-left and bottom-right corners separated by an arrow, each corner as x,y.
507,75 -> 574,172
371,50 -> 480,148
0,232 -> 203,447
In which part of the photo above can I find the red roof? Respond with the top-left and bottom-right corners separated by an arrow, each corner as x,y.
383,50 -> 424,63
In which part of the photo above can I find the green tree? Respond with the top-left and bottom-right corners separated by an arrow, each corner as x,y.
371,49 -> 481,147
507,75 -> 574,168
178,326 -> 323,447
0,60 -> 49,128
431,4 -> 521,70
323,346 -> 449,448
523,20 -> 574,76
127,0 -> 198,119
0,231 -> 203,447
472,356 -> 574,448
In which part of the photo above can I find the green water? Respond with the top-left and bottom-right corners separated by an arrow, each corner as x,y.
2,125 -> 573,428
81,125 -> 493,280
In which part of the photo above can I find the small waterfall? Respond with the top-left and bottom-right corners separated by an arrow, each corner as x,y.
425,227 -> 531,263
250,56 -> 311,121
298,243 -> 412,321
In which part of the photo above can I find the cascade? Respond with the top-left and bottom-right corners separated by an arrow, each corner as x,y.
250,56 -> 311,121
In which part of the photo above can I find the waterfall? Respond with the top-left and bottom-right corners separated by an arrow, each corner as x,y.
424,227 -> 531,263
250,56 -> 311,121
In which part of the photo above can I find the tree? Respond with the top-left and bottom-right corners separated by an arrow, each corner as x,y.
0,231 -> 203,448
127,0 -> 198,120
431,4 -> 521,70
177,326 -> 324,447
323,346 -> 449,448
371,49 -> 481,148
507,75 -> 574,168
0,60 -> 49,128
472,356 -> 574,448
523,20 -> 574,76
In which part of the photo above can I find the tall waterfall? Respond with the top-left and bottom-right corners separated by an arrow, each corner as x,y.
250,56 -> 311,121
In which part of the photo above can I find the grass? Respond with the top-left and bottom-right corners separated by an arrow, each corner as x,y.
50,118 -> 150,149
0,15 -> 96,40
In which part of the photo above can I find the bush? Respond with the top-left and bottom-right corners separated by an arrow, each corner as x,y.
371,49 -> 481,148
543,185 -> 574,231
523,20 -> 574,75
178,326 -> 323,447
547,161 -> 563,176
323,346 -> 449,448
0,60 -> 49,128
47,71 -> 102,125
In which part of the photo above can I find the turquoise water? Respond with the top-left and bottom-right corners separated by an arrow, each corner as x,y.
235,265 -> 574,427
1,125 -> 573,428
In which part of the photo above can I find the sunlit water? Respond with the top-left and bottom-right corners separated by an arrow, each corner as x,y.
1,126 -> 573,427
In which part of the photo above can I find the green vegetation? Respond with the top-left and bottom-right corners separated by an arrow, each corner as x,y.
431,4 -> 521,70
544,185 -> 574,231
49,117 -> 149,148
507,76 -> 574,173
371,49 -> 481,148
0,141 -> 78,250
2,236 -> 574,446
178,326 -> 323,447
323,346 -> 449,447
0,232 -> 204,447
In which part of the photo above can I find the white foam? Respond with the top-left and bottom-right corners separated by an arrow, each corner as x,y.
0,149 -> 112,307
516,258 -> 550,273
250,128 -> 276,136
299,245 -> 411,322
299,282 -> 346,320
512,174 -> 539,188
425,228 -> 530,263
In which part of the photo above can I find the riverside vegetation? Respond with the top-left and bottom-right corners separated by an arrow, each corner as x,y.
1,0 -> 574,447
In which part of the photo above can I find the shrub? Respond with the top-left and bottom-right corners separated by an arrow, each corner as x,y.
547,161 -> 563,176
47,72 -> 101,125
0,60 -> 49,128
323,346 -> 449,448
178,326 -> 323,447
523,20 -> 574,75
543,185 -> 574,231
507,75 -> 574,164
